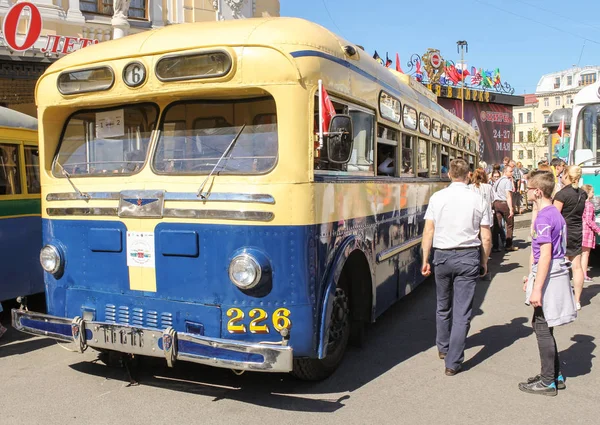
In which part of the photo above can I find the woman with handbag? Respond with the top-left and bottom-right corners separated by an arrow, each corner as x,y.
553,165 -> 587,310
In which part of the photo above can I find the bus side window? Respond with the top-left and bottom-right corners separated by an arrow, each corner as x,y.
400,134 -> 414,177
348,110 -> 374,173
440,146 -> 449,179
417,138 -> 429,178
0,143 -> 22,195
377,124 -> 398,176
24,146 -> 41,194
431,143 -> 439,176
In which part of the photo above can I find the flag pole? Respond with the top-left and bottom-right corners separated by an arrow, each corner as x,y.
318,79 -> 324,149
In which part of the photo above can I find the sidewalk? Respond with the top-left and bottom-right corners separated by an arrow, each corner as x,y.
513,209 -> 532,230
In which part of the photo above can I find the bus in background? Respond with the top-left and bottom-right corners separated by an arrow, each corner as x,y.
0,107 -> 43,303
12,18 -> 477,380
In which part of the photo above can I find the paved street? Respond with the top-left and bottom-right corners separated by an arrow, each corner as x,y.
1,226 -> 599,425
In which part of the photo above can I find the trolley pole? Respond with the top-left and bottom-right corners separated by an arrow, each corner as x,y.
456,40 -> 468,121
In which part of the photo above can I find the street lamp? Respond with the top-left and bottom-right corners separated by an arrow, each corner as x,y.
456,40 -> 468,120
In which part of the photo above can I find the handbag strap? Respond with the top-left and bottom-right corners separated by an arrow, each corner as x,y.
563,189 -> 585,220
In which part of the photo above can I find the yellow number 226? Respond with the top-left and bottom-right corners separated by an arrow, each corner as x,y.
226,308 -> 291,334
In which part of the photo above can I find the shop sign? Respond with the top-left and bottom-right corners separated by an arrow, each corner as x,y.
1,2 -> 97,53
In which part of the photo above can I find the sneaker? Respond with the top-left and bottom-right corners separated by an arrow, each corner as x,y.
576,302 -> 581,311
527,374 -> 566,390
518,377 -> 557,396
584,277 -> 593,283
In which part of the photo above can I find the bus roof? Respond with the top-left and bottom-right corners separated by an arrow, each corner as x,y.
0,106 -> 38,130
573,80 -> 600,106
43,17 -> 474,136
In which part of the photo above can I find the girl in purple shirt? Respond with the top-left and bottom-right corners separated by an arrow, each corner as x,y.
520,171 -> 576,396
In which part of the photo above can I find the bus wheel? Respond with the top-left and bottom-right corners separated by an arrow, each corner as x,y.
292,286 -> 350,381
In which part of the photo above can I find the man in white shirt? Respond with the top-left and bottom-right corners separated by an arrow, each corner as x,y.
421,159 -> 492,376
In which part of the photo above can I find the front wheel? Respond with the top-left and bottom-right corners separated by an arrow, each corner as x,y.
292,286 -> 350,381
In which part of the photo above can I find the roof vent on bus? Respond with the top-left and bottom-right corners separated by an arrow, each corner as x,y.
343,45 -> 357,57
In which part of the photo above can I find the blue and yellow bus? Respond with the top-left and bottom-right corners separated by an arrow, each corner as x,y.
13,18 -> 477,380
0,107 -> 43,304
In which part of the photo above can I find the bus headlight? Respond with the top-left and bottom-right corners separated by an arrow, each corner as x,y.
40,245 -> 62,274
229,254 -> 261,289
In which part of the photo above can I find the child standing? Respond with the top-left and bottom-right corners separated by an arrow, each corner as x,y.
521,171 -> 577,396
581,184 -> 600,284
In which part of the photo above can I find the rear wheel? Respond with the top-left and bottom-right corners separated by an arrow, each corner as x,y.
292,286 -> 351,381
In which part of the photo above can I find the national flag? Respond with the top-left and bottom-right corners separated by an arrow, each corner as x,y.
470,66 -> 477,76
395,53 -> 404,73
320,83 -> 336,133
373,51 -> 384,65
415,59 -> 423,82
557,116 -> 565,137
385,52 -> 392,68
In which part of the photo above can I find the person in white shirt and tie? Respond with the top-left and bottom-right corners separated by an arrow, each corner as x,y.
421,158 -> 492,376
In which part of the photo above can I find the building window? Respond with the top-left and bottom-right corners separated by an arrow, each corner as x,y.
527,131 -> 533,142
580,73 -> 597,86
554,77 -> 560,89
518,131 -> 524,142
526,112 -> 532,123
80,0 -> 147,18
518,113 -> 523,124
555,96 -> 560,106
543,114 -> 549,123
518,150 -> 524,159
527,150 -> 533,159
544,98 -> 549,107
567,95 -> 572,104
567,75 -> 573,85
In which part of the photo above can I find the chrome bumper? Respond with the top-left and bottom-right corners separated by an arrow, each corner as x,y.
12,309 -> 293,373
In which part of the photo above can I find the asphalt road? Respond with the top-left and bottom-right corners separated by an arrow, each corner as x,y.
1,227 -> 599,425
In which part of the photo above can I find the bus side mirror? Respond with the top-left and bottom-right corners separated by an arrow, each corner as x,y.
575,149 -> 594,166
327,115 -> 353,164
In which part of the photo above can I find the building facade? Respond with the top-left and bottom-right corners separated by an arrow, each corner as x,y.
512,65 -> 600,168
0,0 -> 280,117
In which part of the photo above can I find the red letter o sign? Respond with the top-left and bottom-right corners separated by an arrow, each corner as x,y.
2,2 -> 43,52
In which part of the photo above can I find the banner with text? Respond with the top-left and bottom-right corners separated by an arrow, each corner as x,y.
437,98 -> 514,165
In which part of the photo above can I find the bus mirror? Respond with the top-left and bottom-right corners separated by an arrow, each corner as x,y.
327,115 -> 353,164
575,149 -> 594,166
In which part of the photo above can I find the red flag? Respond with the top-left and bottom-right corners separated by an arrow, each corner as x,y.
557,116 -> 565,137
320,84 -> 336,133
396,53 -> 403,73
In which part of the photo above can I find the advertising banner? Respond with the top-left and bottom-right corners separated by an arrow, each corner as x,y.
438,98 -> 514,166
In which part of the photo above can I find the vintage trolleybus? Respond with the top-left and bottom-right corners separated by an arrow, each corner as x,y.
13,18 -> 477,380
570,79 -> 600,246
0,107 -> 43,303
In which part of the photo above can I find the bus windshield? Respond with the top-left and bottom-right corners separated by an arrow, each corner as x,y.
152,97 -> 278,175
575,104 -> 600,155
54,104 -> 158,176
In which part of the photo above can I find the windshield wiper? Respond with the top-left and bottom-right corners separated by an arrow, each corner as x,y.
197,124 -> 246,199
56,162 -> 90,200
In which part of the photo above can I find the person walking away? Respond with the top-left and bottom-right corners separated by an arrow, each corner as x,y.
421,159 -> 492,376
510,160 -> 523,215
520,171 -> 576,396
580,185 -> 600,284
493,165 -> 518,252
554,165 -> 587,310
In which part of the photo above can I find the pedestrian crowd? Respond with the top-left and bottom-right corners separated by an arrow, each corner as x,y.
422,155 -> 598,397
